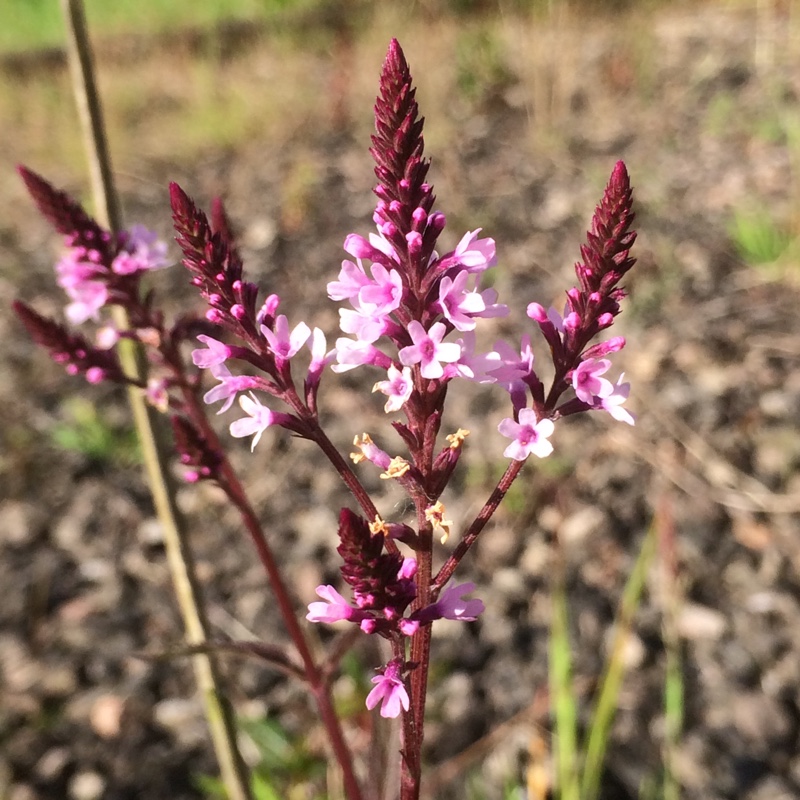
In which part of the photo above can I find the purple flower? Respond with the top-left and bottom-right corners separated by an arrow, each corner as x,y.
306,585 -> 357,623
498,409 -> 555,460
372,365 -> 413,412
411,582 -> 485,626
434,582 -> 485,621
229,393 -> 276,450
490,335 -> 536,388
572,358 -> 614,404
365,660 -> 409,719
398,321 -> 461,380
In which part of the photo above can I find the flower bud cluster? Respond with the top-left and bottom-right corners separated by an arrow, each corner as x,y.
306,510 -> 483,671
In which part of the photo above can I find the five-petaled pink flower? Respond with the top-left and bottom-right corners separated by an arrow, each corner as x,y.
366,660 -> 409,719
398,321 -> 461,380
498,409 -> 555,461
572,358 -> 614,404
261,315 -> 311,363
229,393 -> 276,450
601,374 -> 635,425
203,363 -> 261,413
373,365 -> 414,412
192,335 -> 230,368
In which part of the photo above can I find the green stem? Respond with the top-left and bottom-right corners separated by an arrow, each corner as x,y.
60,2 -> 252,798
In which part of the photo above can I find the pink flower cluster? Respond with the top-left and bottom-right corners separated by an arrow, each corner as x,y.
307,568 -> 483,719
329,228 -> 504,388
307,573 -> 483,637
57,224 -> 169,324
16,40 -> 639,732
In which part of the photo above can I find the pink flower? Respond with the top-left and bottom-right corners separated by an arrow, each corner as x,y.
261,315 -> 311,362
64,281 -> 108,324
410,582 -> 485,626
112,225 -> 169,275
95,326 -> 119,349
365,660 -> 409,719
307,328 -> 334,381
398,321 -> 461,380
56,248 -> 104,289
446,331 -> 502,382
339,306 -> 388,344
203,363 -> 261,413
192,335 -> 230,368
332,339 -> 392,373
498,409 -> 555,460
600,373 -> 635,425
433,582 -> 485,621
145,378 -> 170,412
572,358 -> 613,404
229,393 -> 276,450
372,365 -> 413,412
438,229 -> 496,273
350,433 -> 392,470
306,585 -> 356,623
358,264 -> 403,315
327,259 -> 371,302
438,270 -> 486,331
490,335 -> 535,388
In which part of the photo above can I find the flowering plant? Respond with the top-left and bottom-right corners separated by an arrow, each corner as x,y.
13,38 -> 636,800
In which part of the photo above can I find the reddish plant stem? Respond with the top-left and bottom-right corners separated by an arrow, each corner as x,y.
432,459 -> 526,593
280,383 -> 400,558
399,506 -> 433,799
179,386 -> 365,800
306,420 -> 400,557
395,637 -> 417,800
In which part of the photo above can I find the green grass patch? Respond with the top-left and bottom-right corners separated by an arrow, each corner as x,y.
729,208 -> 794,266
51,397 -> 140,466
1,0 -> 314,53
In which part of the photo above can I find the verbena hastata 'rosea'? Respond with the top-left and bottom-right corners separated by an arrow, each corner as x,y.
13,37 -> 636,796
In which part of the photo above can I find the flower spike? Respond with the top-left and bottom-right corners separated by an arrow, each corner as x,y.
17,166 -> 113,259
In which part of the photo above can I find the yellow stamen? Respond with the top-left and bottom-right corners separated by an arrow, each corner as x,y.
369,515 -> 389,536
446,428 -> 470,449
380,457 -> 411,480
425,500 -> 453,544
350,433 -> 374,464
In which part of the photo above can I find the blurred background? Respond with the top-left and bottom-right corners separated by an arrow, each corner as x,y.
2,1 -> 800,799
